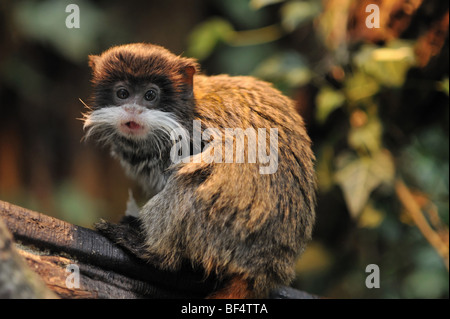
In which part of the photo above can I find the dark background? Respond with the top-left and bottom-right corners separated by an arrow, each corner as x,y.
0,0 -> 448,298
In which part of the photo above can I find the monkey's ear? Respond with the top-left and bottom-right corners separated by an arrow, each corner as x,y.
88,55 -> 100,70
181,64 -> 197,88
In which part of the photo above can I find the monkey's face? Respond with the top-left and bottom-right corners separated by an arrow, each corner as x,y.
82,43 -> 197,162
88,80 -> 165,139
82,77 -> 189,158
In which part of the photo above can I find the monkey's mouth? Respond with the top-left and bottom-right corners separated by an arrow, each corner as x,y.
119,120 -> 147,137
125,121 -> 142,130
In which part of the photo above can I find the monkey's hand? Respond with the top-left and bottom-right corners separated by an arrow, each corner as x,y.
95,216 -> 149,261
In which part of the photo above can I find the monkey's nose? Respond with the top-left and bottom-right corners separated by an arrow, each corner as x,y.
124,106 -> 144,114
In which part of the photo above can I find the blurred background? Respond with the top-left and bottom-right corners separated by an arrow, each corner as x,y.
0,0 -> 448,298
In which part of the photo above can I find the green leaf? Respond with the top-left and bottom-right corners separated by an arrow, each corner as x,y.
354,41 -> 416,88
280,1 -> 321,32
315,86 -> 345,124
186,18 -> 235,61
345,71 -> 380,102
334,151 -> 395,218
348,115 -> 383,153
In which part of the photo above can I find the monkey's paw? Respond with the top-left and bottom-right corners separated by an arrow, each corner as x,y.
95,217 -> 149,261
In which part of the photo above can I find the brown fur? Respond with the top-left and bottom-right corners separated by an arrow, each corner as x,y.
85,43 -> 316,298
207,275 -> 253,299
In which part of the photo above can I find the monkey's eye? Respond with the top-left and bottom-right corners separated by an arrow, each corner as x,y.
144,89 -> 157,102
116,89 -> 129,99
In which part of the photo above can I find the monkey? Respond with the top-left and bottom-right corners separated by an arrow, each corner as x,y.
82,43 -> 316,299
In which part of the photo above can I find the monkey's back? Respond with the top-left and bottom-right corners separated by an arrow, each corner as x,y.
193,75 -> 303,130
164,74 -> 317,295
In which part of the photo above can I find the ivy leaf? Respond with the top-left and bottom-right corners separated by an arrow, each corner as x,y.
345,71 -> 380,102
316,86 -> 345,124
348,115 -> 383,153
354,41 -> 416,88
334,151 -> 395,218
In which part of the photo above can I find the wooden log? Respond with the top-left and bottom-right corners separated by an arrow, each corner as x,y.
0,217 -> 57,298
0,200 -> 318,299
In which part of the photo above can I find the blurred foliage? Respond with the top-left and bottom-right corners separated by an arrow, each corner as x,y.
0,0 -> 448,299
13,0 -> 112,63
186,0 -> 449,298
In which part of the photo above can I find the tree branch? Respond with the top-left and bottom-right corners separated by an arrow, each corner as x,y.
0,200 -> 317,299
395,179 -> 449,271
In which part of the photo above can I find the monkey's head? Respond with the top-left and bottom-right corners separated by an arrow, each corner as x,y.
83,43 -> 198,169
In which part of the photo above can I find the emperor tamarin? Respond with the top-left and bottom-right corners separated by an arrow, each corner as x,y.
83,43 -> 316,298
